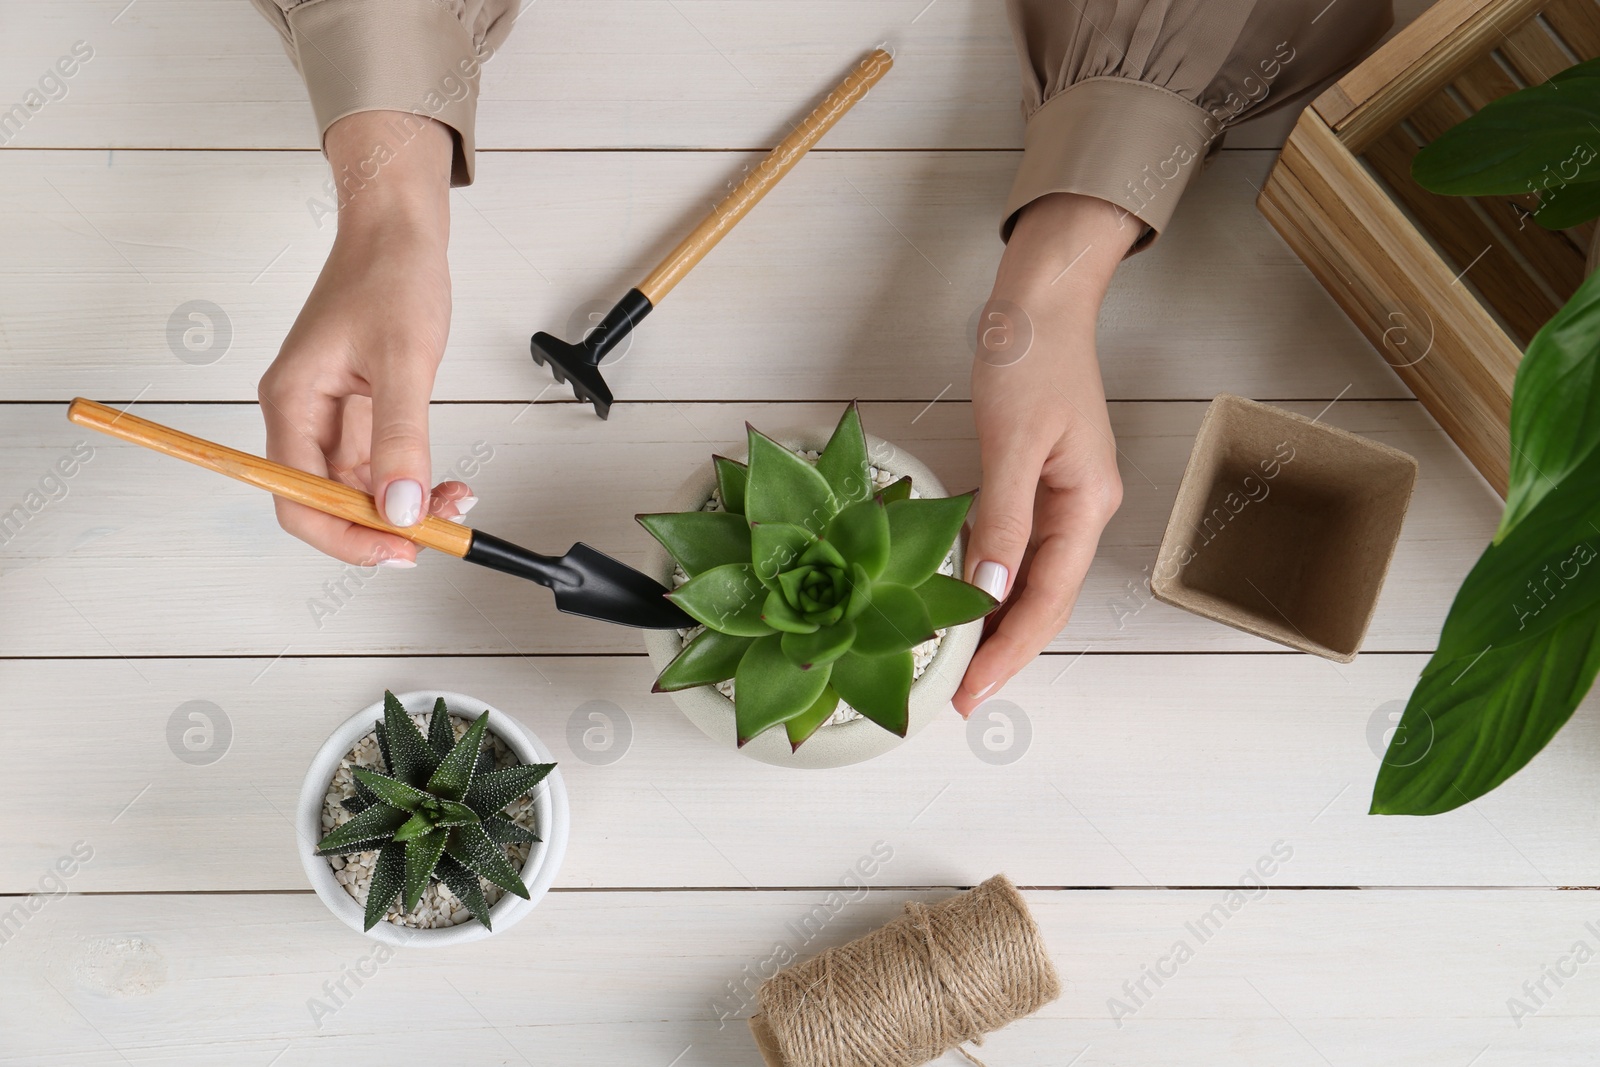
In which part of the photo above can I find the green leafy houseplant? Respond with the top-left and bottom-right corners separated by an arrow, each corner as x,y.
1411,56 -> 1600,229
315,691 -> 556,930
1369,260 -> 1600,814
637,404 -> 998,751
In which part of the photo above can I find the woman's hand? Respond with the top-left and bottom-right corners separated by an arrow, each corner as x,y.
258,111 -> 474,568
955,193 -> 1140,716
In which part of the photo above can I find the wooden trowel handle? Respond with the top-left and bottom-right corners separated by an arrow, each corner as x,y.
636,47 -> 893,304
67,397 -> 473,558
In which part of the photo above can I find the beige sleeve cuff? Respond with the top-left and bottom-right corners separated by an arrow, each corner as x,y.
1001,76 -> 1222,249
285,0 -> 483,186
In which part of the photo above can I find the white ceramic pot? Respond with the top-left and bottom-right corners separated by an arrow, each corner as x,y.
297,690 -> 569,947
642,430 -> 982,769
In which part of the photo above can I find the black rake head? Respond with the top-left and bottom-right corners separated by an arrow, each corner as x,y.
530,332 -> 614,420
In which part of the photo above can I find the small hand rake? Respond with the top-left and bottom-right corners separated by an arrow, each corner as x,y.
530,48 -> 893,419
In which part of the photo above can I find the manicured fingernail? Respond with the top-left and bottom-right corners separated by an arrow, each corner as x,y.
385,480 -> 423,527
456,495 -> 478,516
973,560 -> 1008,600
377,557 -> 417,569
968,680 -> 997,700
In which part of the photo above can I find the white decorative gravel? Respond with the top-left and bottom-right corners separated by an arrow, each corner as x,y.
319,713 -> 538,930
671,451 -> 954,730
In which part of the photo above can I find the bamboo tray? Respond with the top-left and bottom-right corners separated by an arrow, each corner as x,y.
1258,0 -> 1600,495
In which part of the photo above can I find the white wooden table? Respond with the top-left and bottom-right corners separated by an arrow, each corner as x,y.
4,2 -> 1596,1064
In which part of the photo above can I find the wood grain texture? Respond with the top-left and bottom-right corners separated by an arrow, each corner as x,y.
0,149 -> 1406,403
1259,110 -> 1520,494
1313,0 -> 1546,150
637,49 -> 893,303
1360,125 -> 1559,343
3,889 -> 1597,1065
2,5 -> 1567,1063
0,401 -> 1500,657
5,652 -> 1598,894
0,0 -> 1369,153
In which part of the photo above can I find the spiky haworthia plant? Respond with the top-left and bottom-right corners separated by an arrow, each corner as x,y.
315,692 -> 555,931
638,403 -> 998,750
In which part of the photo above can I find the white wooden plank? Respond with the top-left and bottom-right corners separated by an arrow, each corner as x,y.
7,648 -> 1594,894
1,0 -> 1326,153
0,889 -> 1592,1064
0,401 -> 1496,657
2,0 -> 1434,153
0,148 -> 1407,403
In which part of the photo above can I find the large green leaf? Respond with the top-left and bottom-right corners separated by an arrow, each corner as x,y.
1411,63 -> 1600,195
637,511 -> 753,576
786,684 -> 841,750
654,628 -> 754,692
825,497 -> 890,580
464,763 -> 555,818
1439,446 -> 1600,659
447,823 -> 530,900
1372,609 -> 1600,815
733,634 -> 832,745
1533,178 -> 1600,229
750,522 -> 816,589
1496,268 -> 1600,542
714,455 -> 748,516
780,621 -> 857,669
881,494 -> 972,587
425,710 -> 490,802
315,800 -> 410,855
667,563 -> 774,637
916,573 -> 999,630
382,690 -> 437,787
745,427 -> 836,530
363,842 -> 406,930
853,582 -> 934,656
815,402 -> 873,506
831,650 -> 913,736
402,829 -> 449,911
1372,434 -> 1600,814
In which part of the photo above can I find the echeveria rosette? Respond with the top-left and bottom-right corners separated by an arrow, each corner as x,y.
638,404 -> 999,750
315,691 -> 555,931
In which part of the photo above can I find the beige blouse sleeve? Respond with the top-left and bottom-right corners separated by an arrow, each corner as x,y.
250,0 -> 521,186
1002,0 -> 1393,248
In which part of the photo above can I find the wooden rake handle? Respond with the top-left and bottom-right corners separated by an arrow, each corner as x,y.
66,397 -> 474,558
636,47 -> 893,304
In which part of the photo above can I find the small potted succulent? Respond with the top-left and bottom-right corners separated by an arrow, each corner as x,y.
639,403 -> 997,768
296,690 -> 569,945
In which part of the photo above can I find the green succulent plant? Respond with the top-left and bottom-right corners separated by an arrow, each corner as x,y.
638,403 -> 998,750
315,692 -> 555,931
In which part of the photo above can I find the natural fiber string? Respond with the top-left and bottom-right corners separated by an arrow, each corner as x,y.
756,875 -> 1060,1067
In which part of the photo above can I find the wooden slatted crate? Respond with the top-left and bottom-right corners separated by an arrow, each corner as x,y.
1258,0 -> 1600,495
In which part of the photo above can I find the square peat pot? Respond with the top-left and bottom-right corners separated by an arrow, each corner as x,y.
1150,394 -> 1419,663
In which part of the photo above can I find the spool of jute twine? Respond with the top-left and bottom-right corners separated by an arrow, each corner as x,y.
748,875 -> 1059,1067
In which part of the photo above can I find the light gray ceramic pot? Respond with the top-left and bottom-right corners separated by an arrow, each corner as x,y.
642,430 -> 982,769
298,690 -> 569,946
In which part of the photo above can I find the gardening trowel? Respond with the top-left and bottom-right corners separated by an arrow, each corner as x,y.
530,47 -> 894,419
67,398 -> 691,630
